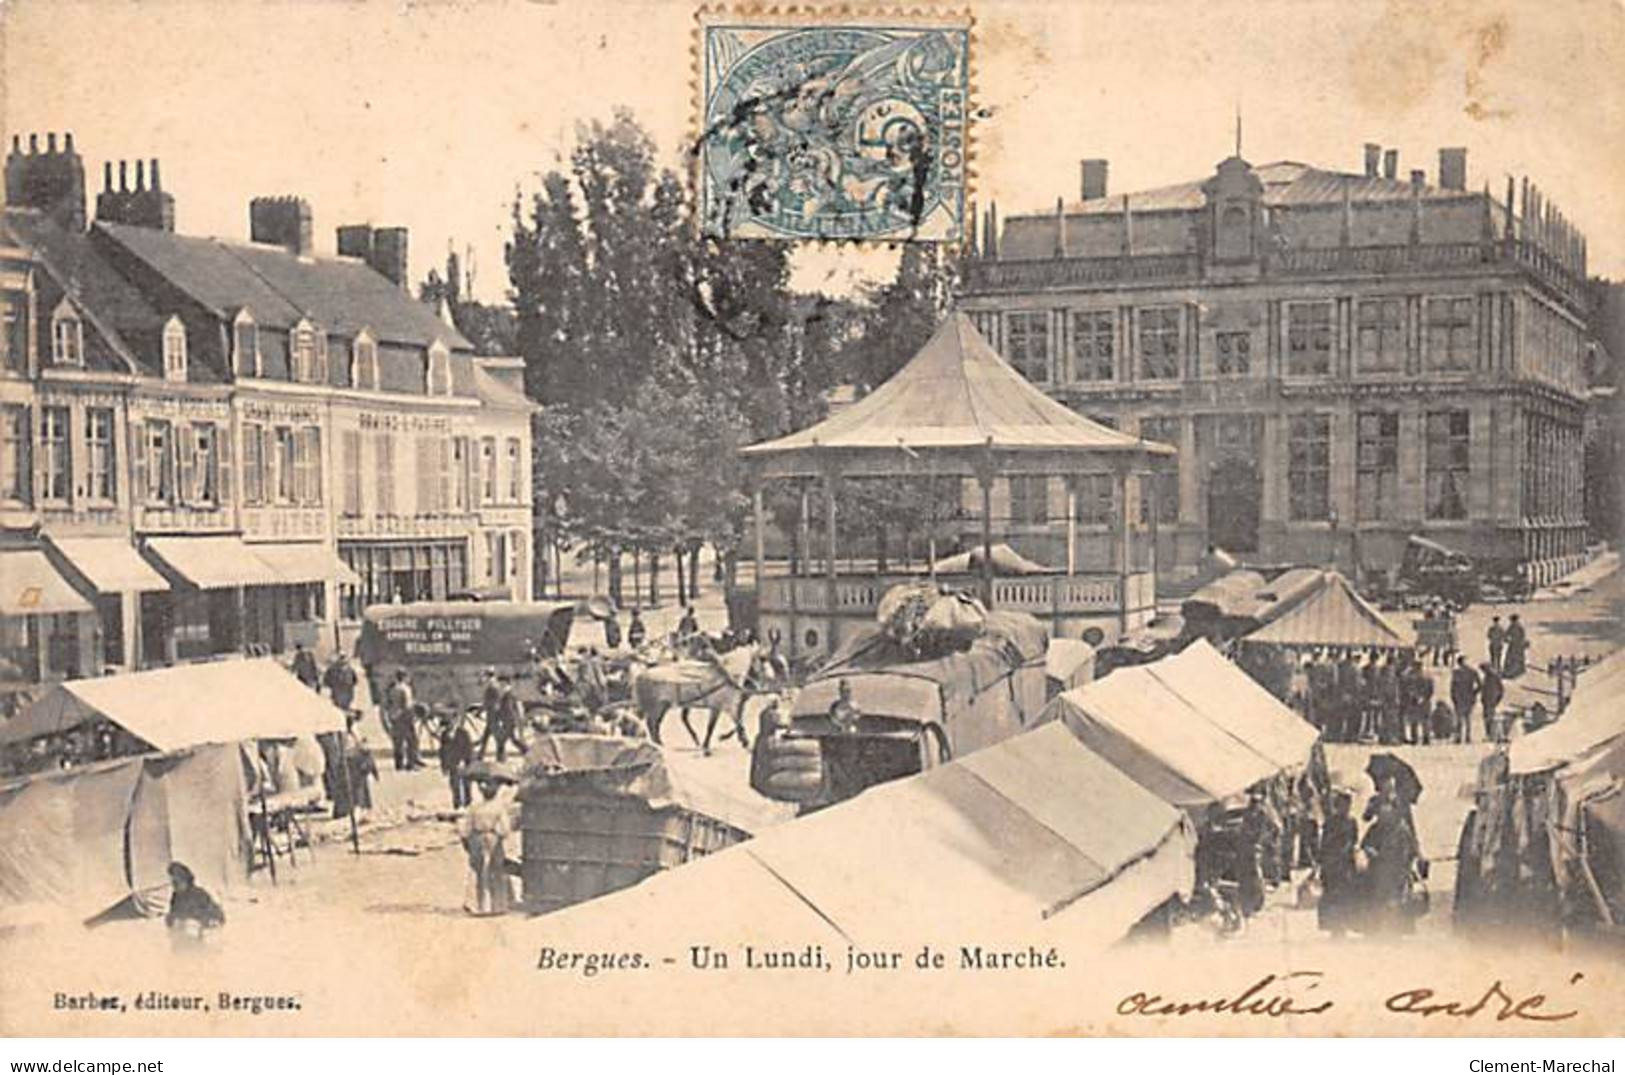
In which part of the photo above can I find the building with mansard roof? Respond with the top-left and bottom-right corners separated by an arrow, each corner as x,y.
1,132 -> 534,702
957,141 -> 1595,588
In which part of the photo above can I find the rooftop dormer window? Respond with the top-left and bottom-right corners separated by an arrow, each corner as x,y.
426,340 -> 452,397
233,308 -> 260,377
52,299 -> 84,367
162,315 -> 187,382
291,318 -> 327,384
352,328 -> 379,390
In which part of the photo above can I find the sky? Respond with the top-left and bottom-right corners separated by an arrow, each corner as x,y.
5,0 -> 1622,302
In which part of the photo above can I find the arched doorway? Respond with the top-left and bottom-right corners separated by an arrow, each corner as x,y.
1207,456 -> 1260,553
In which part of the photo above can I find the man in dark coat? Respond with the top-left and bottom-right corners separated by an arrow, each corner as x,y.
1317,790 -> 1359,937
603,613 -> 623,651
1502,614 -> 1529,679
1450,656 -> 1480,744
1478,663 -> 1505,742
440,716 -> 474,809
322,652 -> 359,714
291,643 -> 320,690
1486,616 -> 1506,674
1334,650 -> 1360,742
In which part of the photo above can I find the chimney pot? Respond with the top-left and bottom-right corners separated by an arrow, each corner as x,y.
47,133 -> 57,153
63,133 -> 74,153
103,162 -> 113,191
118,161 -> 128,192
150,159 -> 161,190
1382,149 -> 1398,180
1080,158 -> 1109,201
135,160 -> 146,191
9,135 -> 18,154
1364,143 -> 1381,177
1438,147 -> 1467,191
28,134 -> 39,154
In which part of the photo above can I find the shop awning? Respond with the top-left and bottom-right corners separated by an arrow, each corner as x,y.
251,543 -> 362,587
0,549 -> 94,615
143,535 -> 283,589
45,537 -> 168,594
0,657 -> 346,748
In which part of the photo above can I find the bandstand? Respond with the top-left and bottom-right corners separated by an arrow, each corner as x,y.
740,313 -> 1175,660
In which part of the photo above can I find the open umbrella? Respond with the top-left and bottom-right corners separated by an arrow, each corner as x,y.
1365,752 -> 1422,804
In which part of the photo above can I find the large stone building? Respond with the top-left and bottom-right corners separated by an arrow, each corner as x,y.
957,142 -> 1595,587
0,132 -> 533,705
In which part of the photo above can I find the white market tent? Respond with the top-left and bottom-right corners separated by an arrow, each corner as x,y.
1039,641 -> 1318,809
531,721 -> 1194,950
0,658 -> 346,750
1509,647 -> 1625,775
1243,571 -> 1408,649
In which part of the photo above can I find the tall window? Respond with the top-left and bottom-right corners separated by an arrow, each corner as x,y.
1286,302 -> 1332,376
186,423 -> 218,505
375,432 -> 396,516
1287,414 -> 1331,521
479,437 -> 497,504
1005,312 -> 1049,383
1007,475 -> 1048,525
1072,474 -> 1115,525
162,317 -> 187,381
352,331 -> 378,390
1425,297 -> 1475,371
1,405 -> 29,503
452,436 -> 470,511
505,437 -> 521,502
1070,311 -> 1113,382
1355,298 -> 1404,372
274,426 -> 296,503
1138,307 -> 1180,379
1139,416 -> 1180,523
485,530 -> 509,585
416,436 -> 442,514
1214,331 -> 1251,376
233,309 -> 259,377
146,419 -> 174,505
1425,409 -> 1470,519
52,308 -> 83,366
295,427 -> 322,505
1355,412 -> 1398,521
2,296 -> 23,371
291,322 -> 319,383
40,406 -> 70,501
242,423 -> 264,504
426,342 -> 453,396
341,430 -> 362,517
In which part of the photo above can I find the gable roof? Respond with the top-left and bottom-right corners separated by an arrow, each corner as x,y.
1244,571 -> 1409,648
93,221 -> 470,351
741,313 -> 1169,472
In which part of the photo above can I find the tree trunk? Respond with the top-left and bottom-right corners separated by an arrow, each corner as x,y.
649,551 -> 661,607
608,549 -> 623,607
674,546 -> 688,606
631,547 -> 642,610
689,544 -> 703,599
593,550 -> 601,594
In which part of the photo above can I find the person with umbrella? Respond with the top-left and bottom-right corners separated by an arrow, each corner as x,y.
457,765 -> 517,916
1316,789 -> 1359,937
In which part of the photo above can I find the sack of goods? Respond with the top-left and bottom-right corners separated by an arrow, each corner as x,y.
917,591 -> 988,652
876,582 -> 940,650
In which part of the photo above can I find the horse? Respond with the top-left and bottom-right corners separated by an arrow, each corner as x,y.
630,645 -> 773,754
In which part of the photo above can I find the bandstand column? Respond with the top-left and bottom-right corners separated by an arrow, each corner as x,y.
977,447 -> 995,608
1065,477 -> 1078,576
823,463 -> 839,642
752,482 -> 765,594
1114,462 -> 1132,634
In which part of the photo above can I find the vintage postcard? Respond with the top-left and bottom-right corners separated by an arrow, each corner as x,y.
1,0 -> 1622,1041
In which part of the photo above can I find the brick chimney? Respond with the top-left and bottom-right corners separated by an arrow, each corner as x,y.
4,131 -> 86,232
95,155 -> 176,231
1363,143 -> 1381,178
250,196 -> 313,258
369,226 -> 408,289
1438,147 -> 1467,191
336,224 -> 374,262
1079,159 -> 1108,201
1382,149 -> 1398,181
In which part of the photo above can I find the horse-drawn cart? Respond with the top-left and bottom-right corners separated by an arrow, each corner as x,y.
356,600 -> 576,750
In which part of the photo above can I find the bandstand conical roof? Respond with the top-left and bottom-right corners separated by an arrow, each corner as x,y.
741,312 -> 1172,478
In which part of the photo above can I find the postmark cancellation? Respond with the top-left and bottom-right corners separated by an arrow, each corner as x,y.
695,8 -> 971,242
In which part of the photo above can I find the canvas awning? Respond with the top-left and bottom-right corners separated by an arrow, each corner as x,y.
1509,648 -> 1625,775
45,536 -> 168,594
144,535 -> 284,589
0,658 -> 346,749
532,721 -> 1192,948
251,542 -> 362,586
0,549 -> 93,615
1243,571 -> 1408,648
929,542 -> 1051,576
1146,640 -> 1319,771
